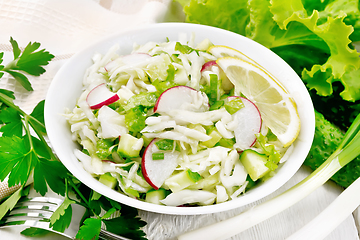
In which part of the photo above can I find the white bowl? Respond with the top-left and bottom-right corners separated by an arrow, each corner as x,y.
44,23 -> 315,215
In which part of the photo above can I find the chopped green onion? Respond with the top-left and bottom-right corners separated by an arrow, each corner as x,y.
216,138 -> 236,148
166,63 -> 176,82
266,128 -> 278,141
208,74 -> 218,105
287,175 -> 360,240
96,139 -> 113,159
125,106 -> 147,133
155,139 -> 174,151
175,42 -> 195,54
186,169 -> 202,182
152,64 -> 177,93
256,133 -> 281,171
152,152 -> 165,160
123,92 -> 157,111
209,100 -> 224,111
224,98 -> 244,114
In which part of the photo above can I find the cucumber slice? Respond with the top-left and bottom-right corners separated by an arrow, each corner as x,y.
145,189 -> 167,205
117,133 -> 144,158
240,149 -> 270,181
187,172 -> 220,191
165,169 -> 202,192
196,38 -> 214,51
202,129 -> 222,148
99,173 -> 117,189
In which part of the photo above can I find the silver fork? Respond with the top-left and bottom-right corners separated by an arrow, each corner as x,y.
0,196 -> 132,240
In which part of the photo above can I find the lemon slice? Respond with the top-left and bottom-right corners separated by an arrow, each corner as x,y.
216,57 -> 300,147
208,45 -> 259,66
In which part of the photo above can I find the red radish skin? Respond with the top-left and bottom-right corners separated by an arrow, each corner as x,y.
200,60 -> 218,72
86,83 -> 120,110
154,86 -> 208,113
104,61 -> 114,72
228,96 -> 262,148
103,160 -> 116,163
141,139 -> 179,190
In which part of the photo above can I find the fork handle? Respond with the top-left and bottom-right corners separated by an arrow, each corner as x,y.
99,229 -> 132,240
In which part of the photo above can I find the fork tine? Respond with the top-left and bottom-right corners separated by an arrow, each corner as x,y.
4,197 -> 61,220
0,197 -> 131,240
17,197 -> 63,206
12,203 -> 59,212
12,197 -> 62,213
2,218 -> 52,229
1,197 -> 61,228
6,211 -> 52,219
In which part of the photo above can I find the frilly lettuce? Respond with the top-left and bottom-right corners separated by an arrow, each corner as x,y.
176,0 -> 360,101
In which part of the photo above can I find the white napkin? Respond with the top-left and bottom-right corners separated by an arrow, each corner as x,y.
0,0 -> 180,111
0,0 -> 173,54
0,1 -> 359,239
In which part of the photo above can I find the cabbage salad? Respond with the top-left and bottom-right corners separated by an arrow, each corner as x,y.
64,34 -> 293,206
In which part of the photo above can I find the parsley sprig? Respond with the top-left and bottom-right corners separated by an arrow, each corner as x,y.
0,38 -> 147,240
0,37 -> 55,91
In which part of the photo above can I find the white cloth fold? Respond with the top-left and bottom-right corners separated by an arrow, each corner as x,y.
0,0 -> 174,112
0,0 -> 171,54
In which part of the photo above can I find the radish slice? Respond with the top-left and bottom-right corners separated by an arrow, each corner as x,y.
122,52 -> 152,65
229,96 -> 262,149
154,86 -> 209,113
86,83 -> 120,110
141,139 -> 180,190
97,106 -> 128,138
200,60 -> 217,72
104,53 -> 152,72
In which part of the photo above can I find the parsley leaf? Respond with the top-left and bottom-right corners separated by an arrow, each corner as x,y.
0,37 -> 54,91
0,88 -> 15,102
29,100 -> 46,133
103,214 -> 147,240
76,217 -> 102,240
50,196 -> 75,232
0,136 -> 33,186
4,70 -> 33,91
16,41 -> 54,76
21,227 -> 51,237
9,37 -> 21,59
0,97 -> 68,196
103,202 -> 147,239
33,158 -> 68,196
69,192 -> 147,240
0,52 -> 3,65
0,107 -> 22,137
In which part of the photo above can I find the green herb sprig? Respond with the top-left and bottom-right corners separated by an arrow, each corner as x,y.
0,37 -> 55,91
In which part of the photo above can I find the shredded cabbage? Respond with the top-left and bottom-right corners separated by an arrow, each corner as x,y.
65,34 -> 293,207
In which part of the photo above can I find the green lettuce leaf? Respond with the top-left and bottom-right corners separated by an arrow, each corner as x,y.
318,0 -> 360,41
178,0 -> 250,36
177,0 -> 360,102
245,0 -> 276,47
